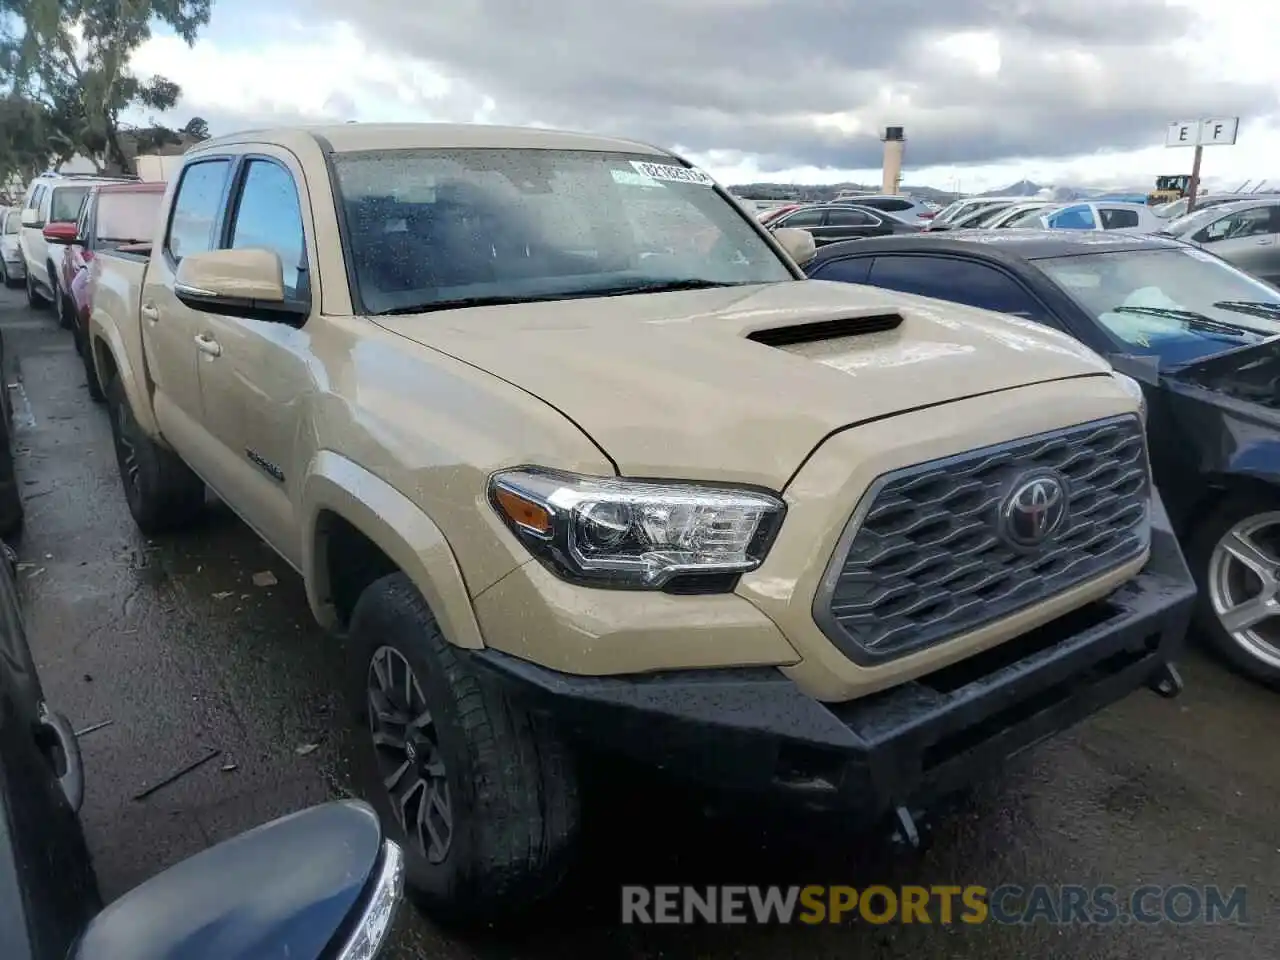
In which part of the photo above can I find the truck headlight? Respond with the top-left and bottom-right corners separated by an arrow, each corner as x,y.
489,468 -> 785,589
1111,371 -> 1147,424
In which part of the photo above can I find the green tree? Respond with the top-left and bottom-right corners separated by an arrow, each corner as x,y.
0,95 -> 55,200
0,0 -> 212,173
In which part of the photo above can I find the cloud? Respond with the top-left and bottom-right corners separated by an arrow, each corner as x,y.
303,0 -> 1275,170
125,0 -> 1280,190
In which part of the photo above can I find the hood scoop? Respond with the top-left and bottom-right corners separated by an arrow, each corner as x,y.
745,313 -> 902,347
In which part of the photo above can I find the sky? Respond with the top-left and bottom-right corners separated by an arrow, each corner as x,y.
124,0 -> 1280,194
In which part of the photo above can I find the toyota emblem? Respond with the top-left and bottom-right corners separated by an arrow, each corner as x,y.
1000,471 -> 1069,547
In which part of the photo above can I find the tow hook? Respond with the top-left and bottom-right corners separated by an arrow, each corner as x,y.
1147,661 -> 1184,699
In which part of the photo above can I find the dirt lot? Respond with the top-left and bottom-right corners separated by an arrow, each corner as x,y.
3,286 -> 1275,958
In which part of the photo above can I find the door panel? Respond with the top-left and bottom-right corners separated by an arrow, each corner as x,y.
194,152 -> 318,564
0,559 -> 98,960
1196,206 -> 1276,276
142,158 -> 234,465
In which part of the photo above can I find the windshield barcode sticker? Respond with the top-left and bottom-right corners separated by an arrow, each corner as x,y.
629,161 -> 715,186
612,169 -> 665,187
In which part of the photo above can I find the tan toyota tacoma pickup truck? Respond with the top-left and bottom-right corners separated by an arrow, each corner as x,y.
80,123 -> 1195,922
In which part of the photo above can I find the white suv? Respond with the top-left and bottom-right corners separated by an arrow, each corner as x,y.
16,174 -> 127,309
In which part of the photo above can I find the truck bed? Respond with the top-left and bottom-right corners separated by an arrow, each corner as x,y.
87,248 -> 153,432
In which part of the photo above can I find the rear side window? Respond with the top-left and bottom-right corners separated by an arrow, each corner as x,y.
777,208 -> 824,228
228,160 -> 307,299
1048,205 -> 1096,230
95,192 -> 165,245
867,255 -> 1049,320
49,186 -> 90,223
826,208 -> 877,227
809,256 -> 872,284
861,198 -> 913,213
1099,208 -> 1139,229
167,159 -> 231,261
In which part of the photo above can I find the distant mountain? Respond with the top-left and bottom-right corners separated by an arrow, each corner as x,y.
728,181 -> 961,204
727,178 -> 1160,205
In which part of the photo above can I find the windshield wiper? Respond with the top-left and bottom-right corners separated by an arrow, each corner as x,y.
1211,300 -> 1280,321
1108,304 -> 1261,338
374,294 -> 569,315
372,279 -> 742,315
578,278 -> 743,297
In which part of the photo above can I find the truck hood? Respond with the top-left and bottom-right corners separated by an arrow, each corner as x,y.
372,280 -> 1111,489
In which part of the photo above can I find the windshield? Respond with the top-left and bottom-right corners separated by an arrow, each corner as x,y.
50,185 -> 90,223
1008,207 -> 1052,227
1161,205 -> 1226,236
95,192 -> 164,245
331,148 -> 793,314
1038,247 -> 1280,366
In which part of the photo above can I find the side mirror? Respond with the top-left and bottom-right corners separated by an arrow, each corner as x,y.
43,221 -> 79,245
73,800 -> 403,960
773,227 -> 816,267
174,247 -> 287,309
20,209 -> 41,228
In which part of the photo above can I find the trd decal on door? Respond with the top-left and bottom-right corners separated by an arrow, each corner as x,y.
246,449 -> 285,483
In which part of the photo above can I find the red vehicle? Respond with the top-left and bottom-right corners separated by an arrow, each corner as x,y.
46,181 -> 166,400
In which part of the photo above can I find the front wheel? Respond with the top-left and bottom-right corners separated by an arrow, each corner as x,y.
348,572 -> 581,924
1190,495 -> 1280,687
104,375 -> 205,534
25,274 -> 48,310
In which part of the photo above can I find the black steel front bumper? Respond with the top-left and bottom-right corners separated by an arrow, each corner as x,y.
468,496 -> 1196,819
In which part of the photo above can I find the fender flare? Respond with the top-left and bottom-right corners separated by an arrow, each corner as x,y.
302,451 -> 485,650
88,309 -> 162,438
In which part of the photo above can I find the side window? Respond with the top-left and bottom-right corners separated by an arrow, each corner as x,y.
881,198 -> 914,212
777,208 -> 824,228
810,256 -> 872,284
1198,207 -> 1271,243
26,186 -> 44,212
867,255 -> 1050,320
75,194 -> 92,240
826,208 -> 877,227
1048,205 -> 1096,230
1099,208 -> 1139,229
228,160 -> 307,300
166,159 -> 232,261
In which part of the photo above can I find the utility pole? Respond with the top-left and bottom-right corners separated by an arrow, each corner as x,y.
1186,144 -> 1204,214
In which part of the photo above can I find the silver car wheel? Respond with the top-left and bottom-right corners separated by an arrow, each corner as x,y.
1207,511 -> 1280,671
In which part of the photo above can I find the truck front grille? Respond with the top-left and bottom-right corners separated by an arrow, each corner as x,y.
813,415 -> 1149,663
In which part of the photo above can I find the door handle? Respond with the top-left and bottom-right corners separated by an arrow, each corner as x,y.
1255,237 -> 1273,245
194,334 -> 222,357
140,303 -> 159,322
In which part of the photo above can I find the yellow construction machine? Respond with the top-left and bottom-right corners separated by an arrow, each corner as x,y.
1147,174 -> 1192,206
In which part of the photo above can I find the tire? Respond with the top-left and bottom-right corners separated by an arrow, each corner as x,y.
81,335 -> 105,403
25,273 -> 48,310
1189,494 -> 1280,687
0,259 -> 20,290
0,408 -> 23,542
104,374 -> 205,534
50,265 -> 70,329
58,291 -> 75,332
348,572 -> 580,924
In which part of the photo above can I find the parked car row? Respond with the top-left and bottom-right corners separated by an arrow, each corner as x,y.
3,178 -> 405,958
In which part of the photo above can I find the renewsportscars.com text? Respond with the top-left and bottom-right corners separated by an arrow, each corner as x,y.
621,884 -> 1248,926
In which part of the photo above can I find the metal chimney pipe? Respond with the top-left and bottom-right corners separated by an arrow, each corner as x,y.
881,126 -> 906,194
